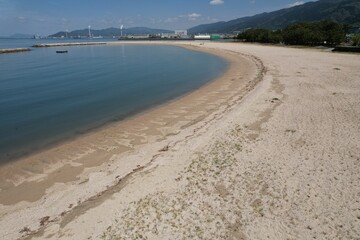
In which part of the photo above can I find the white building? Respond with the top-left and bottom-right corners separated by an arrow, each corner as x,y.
194,35 -> 211,40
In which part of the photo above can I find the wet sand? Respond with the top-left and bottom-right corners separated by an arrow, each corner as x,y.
1,41 -> 359,240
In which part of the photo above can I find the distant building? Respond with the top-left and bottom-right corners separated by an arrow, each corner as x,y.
211,34 -> 222,39
194,35 -> 211,40
161,33 -> 180,39
124,35 -> 150,39
175,30 -> 188,36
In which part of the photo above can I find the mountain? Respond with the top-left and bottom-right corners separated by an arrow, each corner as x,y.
188,0 -> 360,34
49,27 -> 173,38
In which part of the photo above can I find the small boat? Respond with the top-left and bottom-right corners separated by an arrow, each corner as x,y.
56,50 -> 68,53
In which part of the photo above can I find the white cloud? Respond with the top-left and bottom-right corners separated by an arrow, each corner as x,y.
164,17 -> 179,23
16,16 -> 26,23
210,0 -> 224,5
187,13 -> 201,21
157,12 -> 208,28
288,1 -> 304,7
206,16 -> 218,22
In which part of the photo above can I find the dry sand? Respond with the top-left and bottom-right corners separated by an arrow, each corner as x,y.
0,42 -> 359,239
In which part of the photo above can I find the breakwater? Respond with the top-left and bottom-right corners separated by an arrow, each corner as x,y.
0,48 -> 31,54
32,42 -> 107,48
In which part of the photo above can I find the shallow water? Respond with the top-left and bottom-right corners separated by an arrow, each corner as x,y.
0,43 -> 228,163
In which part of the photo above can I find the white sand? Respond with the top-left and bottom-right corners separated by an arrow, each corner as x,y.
1,42 -> 359,239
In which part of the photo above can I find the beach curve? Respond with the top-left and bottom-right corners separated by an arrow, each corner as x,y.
0,41 -> 264,239
1,41 -> 359,239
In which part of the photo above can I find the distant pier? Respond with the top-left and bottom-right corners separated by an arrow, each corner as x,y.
0,48 -> 31,54
32,42 -> 107,48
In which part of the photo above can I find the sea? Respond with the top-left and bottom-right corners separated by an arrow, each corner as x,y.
0,38 -> 228,163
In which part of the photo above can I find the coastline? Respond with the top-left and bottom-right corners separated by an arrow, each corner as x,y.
0,42 -> 261,222
0,43 -> 229,165
0,42 -> 250,199
1,41 -> 359,240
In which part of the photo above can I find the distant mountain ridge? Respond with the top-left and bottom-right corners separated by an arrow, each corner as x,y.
49,27 -> 173,38
188,0 -> 360,34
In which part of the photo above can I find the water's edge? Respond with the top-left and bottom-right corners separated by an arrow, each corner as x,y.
0,43 -> 229,164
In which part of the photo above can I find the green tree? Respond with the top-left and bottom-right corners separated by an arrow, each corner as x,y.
352,34 -> 360,46
237,29 -> 282,43
237,20 -> 347,46
283,22 -> 322,45
319,20 -> 346,45
282,21 -> 346,46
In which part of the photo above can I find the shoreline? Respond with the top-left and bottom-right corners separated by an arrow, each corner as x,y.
0,43 -> 232,168
1,42 -> 359,240
0,43 -> 230,165
0,42 -> 260,206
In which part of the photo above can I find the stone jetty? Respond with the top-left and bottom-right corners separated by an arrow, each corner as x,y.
32,42 -> 107,48
0,48 -> 31,54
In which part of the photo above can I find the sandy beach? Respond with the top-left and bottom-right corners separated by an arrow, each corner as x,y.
0,41 -> 359,239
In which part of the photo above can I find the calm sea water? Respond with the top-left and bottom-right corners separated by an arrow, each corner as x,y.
0,39 -> 228,163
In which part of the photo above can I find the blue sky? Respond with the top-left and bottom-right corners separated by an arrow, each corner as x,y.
0,0 -> 313,36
